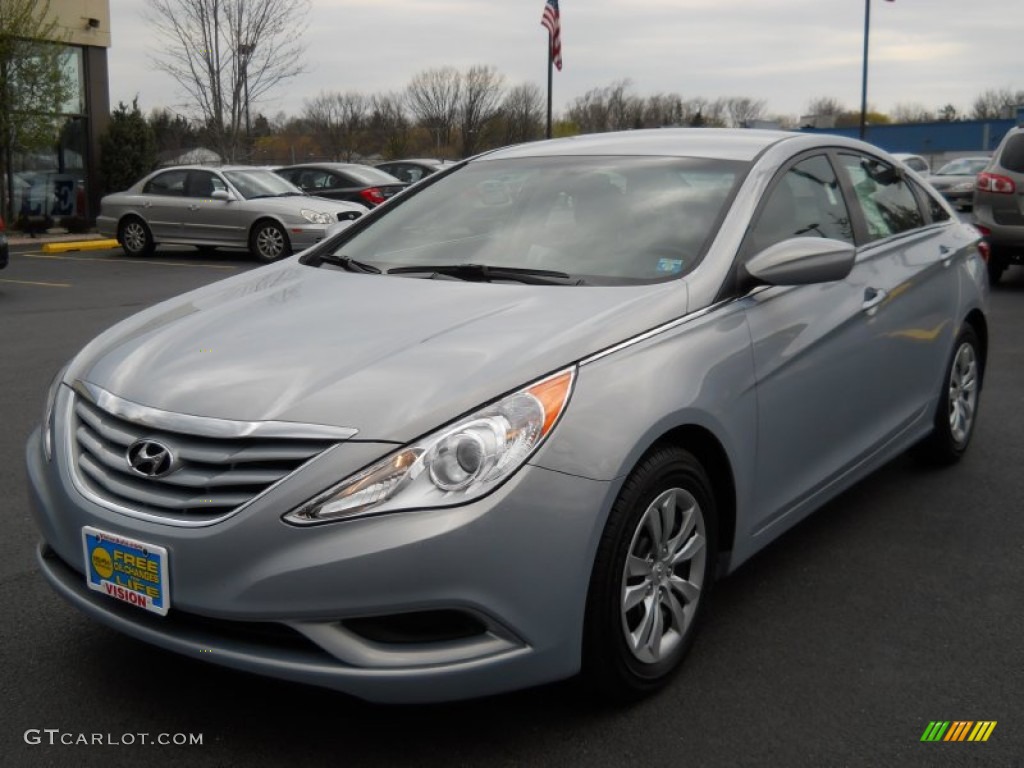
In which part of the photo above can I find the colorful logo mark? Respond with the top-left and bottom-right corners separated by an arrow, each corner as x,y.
921,721 -> 997,742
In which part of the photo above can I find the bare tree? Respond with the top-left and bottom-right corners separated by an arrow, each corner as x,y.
303,91 -> 367,161
458,65 -> 505,157
368,93 -> 410,159
500,82 -> 544,145
725,96 -> 767,128
406,67 -> 462,156
891,102 -> 934,123
805,96 -> 845,117
641,93 -> 685,128
566,80 -> 638,133
0,0 -> 74,222
145,0 -> 310,162
971,88 -> 1024,120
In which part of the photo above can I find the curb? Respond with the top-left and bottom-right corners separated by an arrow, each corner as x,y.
41,240 -> 120,254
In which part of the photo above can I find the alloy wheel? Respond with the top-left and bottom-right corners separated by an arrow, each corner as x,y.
620,487 -> 707,664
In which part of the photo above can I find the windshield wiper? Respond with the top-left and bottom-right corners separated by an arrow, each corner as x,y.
319,254 -> 382,274
387,263 -> 576,285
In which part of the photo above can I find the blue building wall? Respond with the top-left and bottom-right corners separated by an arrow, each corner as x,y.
801,118 -> 1017,155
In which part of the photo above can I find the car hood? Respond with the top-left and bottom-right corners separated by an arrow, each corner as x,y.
67,262 -> 689,441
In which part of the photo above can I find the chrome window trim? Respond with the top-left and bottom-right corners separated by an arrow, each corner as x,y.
73,381 -> 358,441
580,299 -> 735,366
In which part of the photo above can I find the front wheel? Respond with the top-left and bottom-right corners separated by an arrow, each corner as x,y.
582,446 -> 716,700
915,326 -> 982,464
249,221 -> 290,263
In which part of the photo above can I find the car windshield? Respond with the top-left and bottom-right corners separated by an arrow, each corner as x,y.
936,158 -> 988,176
223,169 -> 303,199
322,156 -> 747,285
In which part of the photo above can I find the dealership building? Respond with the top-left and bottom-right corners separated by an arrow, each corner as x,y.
13,0 -> 110,224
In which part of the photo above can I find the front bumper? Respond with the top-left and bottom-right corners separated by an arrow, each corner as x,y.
26,427 -> 613,702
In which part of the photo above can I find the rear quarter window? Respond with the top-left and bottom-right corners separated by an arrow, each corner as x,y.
998,133 -> 1024,173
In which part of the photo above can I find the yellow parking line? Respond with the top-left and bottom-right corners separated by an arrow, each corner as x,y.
20,253 -> 238,270
0,277 -> 71,288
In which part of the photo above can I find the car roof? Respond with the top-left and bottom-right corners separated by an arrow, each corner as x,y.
278,162 -> 377,170
480,128 -> 800,162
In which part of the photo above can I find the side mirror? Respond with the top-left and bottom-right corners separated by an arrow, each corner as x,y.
211,189 -> 231,201
745,237 -> 856,286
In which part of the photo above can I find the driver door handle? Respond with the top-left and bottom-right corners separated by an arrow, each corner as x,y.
862,287 -> 887,315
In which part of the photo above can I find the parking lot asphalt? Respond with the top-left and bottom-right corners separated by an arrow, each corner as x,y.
2,246 -> 1023,767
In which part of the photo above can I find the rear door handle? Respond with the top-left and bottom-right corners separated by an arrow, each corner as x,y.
862,287 -> 887,315
188,204 -> 200,211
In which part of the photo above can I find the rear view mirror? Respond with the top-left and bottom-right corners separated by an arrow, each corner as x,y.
745,237 -> 855,286
211,189 -> 231,201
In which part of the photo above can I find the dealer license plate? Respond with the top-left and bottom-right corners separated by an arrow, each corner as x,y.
82,527 -> 170,616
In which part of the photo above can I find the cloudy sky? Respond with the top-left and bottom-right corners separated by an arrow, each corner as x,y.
107,0 -> 1020,122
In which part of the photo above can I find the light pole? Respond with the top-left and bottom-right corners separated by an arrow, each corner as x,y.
238,42 -> 255,158
858,0 -> 871,140
859,0 -> 892,141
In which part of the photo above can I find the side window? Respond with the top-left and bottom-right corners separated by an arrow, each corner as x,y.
911,180 -> 950,223
143,170 -> 187,196
748,155 -> 853,254
184,170 -> 224,198
839,154 -> 925,240
297,170 -> 332,190
999,133 -> 1024,173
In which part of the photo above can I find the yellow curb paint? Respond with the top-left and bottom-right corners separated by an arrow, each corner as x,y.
0,277 -> 71,288
40,239 -> 120,253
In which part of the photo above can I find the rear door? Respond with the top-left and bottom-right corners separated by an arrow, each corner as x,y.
139,170 -> 189,240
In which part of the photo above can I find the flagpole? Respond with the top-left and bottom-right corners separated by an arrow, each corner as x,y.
859,0 -> 870,140
546,35 -> 553,139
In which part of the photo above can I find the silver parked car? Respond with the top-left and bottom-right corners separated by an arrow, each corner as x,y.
29,129 -> 988,703
96,165 -> 367,262
973,126 -> 1024,285
926,156 -> 990,211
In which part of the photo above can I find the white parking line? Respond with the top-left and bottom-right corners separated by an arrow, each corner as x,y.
16,253 -> 239,270
0,277 -> 71,288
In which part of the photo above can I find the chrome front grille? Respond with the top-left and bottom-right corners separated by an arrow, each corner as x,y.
68,385 -> 352,524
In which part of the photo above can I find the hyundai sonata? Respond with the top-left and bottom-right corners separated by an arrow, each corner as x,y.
28,129 -> 988,703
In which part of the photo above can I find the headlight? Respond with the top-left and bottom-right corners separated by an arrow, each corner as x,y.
952,181 -> 974,193
42,365 -> 68,461
285,368 -> 575,524
300,209 -> 333,225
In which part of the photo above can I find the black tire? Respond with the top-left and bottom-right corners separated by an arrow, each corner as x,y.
249,220 -> 291,263
915,325 -> 982,465
118,216 -> 154,258
986,256 -> 1005,286
582,445 -> 717,701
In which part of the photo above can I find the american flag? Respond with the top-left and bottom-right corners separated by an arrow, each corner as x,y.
541,0 -> 562,71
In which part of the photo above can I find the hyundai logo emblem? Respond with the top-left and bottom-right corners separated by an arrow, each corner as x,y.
126,439 -> 176,478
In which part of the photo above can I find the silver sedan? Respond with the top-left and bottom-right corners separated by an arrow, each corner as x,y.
30,130 -> 988,703
96,166 -> 367,262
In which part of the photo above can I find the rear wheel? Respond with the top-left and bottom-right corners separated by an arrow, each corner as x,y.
249,221 -> 290,263
915,325 -> 982,464
582,446 -> 716,700
118,217 -> 154,258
